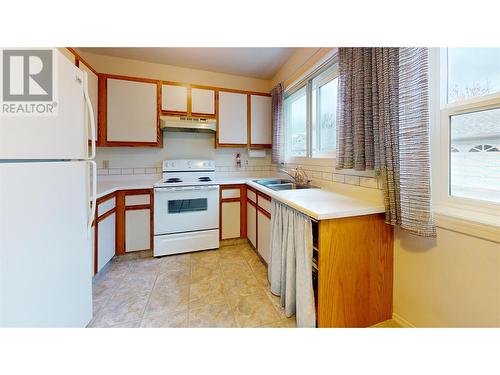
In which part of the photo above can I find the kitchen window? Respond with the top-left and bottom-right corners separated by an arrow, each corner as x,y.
284,60 -> 339,159
434,48 -> 500,218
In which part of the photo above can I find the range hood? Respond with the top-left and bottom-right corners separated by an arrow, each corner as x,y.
160,115 -> 216,134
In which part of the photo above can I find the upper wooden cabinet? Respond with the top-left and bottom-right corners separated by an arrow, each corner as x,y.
161,84 -> 188,113
217,91 -> 248,146
191,88 -> 215,115
249,95 -> 272,148
99,76 -> 161,147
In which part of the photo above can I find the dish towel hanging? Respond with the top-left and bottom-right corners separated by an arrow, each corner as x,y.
268,199 -> 315,328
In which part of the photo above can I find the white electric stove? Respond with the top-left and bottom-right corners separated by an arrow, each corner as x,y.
153,160 -> 219,256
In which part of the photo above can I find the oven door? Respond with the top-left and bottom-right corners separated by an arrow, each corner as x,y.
154,185 -> 219,235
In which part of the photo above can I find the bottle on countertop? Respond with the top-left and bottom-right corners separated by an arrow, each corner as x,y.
236,153 -> 241,168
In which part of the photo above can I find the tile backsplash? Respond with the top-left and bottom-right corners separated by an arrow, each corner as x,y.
277,162 -> 382,190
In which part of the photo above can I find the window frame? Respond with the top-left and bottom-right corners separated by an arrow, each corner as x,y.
432,48 -> 500,219
284,58 -> 339,163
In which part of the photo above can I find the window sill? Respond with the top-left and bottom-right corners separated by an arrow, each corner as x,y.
433,205 -> 500,243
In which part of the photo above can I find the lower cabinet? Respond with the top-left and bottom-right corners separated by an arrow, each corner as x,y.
219,185 -> 246,240
92,188 -> 153,275
246,201 -> 257,248
97,212 -> 116,272
117,189 -> 153,254
125,209 -> 150,252
246,187 -> 272,265
94,192 -> 117,274
256,210 -> 270,263
221,201 -> 241,239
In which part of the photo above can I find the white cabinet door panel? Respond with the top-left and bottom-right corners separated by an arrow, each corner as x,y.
250,95 -> 272,145
162,84 -> 187,112
97,213 -> 115,272
257,211 -> 271,264
218,91 -> 247,145
247,203 -> 256,248
191,88 -> 215,114
107,79 -> 157,142
221,201 -> 240,239
125,209 -> 150,252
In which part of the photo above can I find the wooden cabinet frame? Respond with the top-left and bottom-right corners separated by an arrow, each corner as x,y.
97,74 -> 162,147
115,189 -> 154,255
219,184 -> 247,240
246,186 -> 271,265
216,89 -> 272,149
94,192 -> 117,275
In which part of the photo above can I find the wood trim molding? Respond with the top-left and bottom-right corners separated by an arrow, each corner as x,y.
256,205 -> 271,219
97,75 -> 107,147
97,207 -> 116,222
115,191 -> 126,255
66,47 -> 99,76
257,191 -> 271,201
125,204 -> 151,211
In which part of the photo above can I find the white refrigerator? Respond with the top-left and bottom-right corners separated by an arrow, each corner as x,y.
0,49 -> 97,327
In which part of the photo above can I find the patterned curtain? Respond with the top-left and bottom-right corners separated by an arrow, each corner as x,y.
271,83 -> 284,164
336,48 -> 436,237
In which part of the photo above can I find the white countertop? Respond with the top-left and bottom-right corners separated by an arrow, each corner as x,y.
96,176 -> 159,199
246,180 -> 385,220
96,175 -> 385,220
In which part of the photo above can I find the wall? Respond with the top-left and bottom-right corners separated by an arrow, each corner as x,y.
77,50 -> 270,92
95,131 -> 273,177
394,228 -> 500,327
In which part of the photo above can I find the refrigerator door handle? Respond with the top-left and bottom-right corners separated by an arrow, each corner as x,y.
88,160 -> 97,236
83,71 -> 96,160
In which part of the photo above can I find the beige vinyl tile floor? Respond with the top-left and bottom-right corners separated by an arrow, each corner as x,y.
88,241 -> 401,328
88,242 -> 297,328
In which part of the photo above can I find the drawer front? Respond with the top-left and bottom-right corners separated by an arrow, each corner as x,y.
125,194 -> 150,206
246,189 -> 256,203
257,194 -> 271,213
221,188 -> 241,199
97,197 -> 116,217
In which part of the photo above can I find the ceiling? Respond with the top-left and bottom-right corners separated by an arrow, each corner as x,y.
79,48 -> 296,80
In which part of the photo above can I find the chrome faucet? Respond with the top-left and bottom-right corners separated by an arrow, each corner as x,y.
279,166 -> 311,185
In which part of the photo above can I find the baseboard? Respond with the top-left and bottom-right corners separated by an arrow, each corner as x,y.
392,313 -> 416,328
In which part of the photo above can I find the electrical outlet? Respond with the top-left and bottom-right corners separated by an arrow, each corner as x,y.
245,160 -> 249,165
103,160 -> 109,169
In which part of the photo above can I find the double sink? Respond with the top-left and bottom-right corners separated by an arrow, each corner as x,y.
254,179 -> 317,191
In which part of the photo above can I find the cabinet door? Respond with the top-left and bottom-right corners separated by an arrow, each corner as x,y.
221,201 -> 241,239
247,202 -> 257,248
125,209 -> 150,252
257,211 -> 271,264
91,224 -> 95,276
191,88 -> 215,115
79,63 -> 98,143
218,91 -> 248,145
162,84 -> 188,113
250,95 -> 272,146
97,213 -> 116,272
107,78 -> 158,143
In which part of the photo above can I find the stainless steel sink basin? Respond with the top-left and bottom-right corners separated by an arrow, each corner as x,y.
254,179 -> 294,186
254,179 -> 317,191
